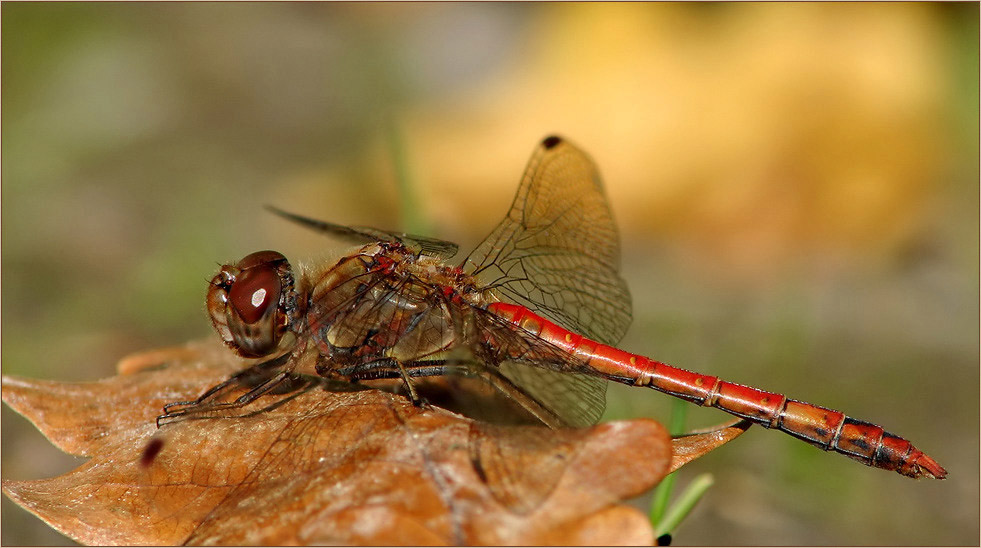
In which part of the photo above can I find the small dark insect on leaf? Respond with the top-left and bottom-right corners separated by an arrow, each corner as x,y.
139,437 -> 164,467
657,532 -> 673,546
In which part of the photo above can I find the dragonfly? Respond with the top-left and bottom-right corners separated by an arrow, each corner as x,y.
159,135 -> 946,480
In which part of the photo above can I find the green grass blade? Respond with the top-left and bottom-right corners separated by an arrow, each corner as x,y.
653,473 -> 714,538
649,400 -> 689,525
384,118 -> 429,235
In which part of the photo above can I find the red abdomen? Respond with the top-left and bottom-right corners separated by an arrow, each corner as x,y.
486,302 -> 946,479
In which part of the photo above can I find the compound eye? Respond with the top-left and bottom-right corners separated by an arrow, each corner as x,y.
207,251 -> 292,358
228,263 -> 281,325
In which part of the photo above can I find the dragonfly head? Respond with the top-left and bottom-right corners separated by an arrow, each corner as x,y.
206,250 -> 296,358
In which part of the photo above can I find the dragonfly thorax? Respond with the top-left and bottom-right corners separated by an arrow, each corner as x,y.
302,241 -> 482,368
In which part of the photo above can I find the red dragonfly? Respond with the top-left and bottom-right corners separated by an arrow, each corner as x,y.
160,135 -> 946,480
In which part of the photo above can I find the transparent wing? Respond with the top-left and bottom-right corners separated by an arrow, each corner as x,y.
470,306 -> 608,428
461,135 -> 632,346
266,205 -> 460,259
497,362 -> 607,428
468,422 -> 591,514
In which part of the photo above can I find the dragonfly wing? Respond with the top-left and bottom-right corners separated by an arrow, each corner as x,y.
471,306 -> 608,428
462,135 -> 631,346
497,362 -> 607,428
372,230 -> 460,259
469,422 -> 590,514
265,205 -> 459,259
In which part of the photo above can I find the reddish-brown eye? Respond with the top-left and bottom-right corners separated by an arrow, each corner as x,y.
206,250 -> 294,358
228,264 -> 281,325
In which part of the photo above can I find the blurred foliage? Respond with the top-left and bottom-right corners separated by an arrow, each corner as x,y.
2,3 -> 977,545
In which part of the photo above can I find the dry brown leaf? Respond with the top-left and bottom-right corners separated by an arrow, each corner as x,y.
3,340 -> 743,545
669,420 -> 753,475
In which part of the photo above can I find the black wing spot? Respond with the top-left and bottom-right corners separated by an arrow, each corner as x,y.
542,135 -> 562,149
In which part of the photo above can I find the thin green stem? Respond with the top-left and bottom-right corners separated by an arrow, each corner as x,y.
653,473 -> 714,538
384,118 -> 429,235
649,400 -> 689,525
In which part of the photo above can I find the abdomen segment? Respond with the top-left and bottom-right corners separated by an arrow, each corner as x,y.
487,302 -> 947,479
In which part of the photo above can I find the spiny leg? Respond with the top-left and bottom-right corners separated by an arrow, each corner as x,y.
394,358 -> 423,405
157,352 -> 293,426
473,366 -> 568,429
157,371 -> 293,426
338,357 -> 441,406
162,373 -> 242,414
340,358 -> 565,427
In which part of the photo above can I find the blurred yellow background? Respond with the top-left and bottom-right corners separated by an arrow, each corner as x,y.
3,3 -> 977,545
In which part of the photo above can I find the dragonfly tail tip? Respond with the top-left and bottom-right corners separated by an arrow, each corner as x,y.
912,452 -> 948,480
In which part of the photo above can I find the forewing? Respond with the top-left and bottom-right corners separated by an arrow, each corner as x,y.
266,205 -> 459,259
462,136 -> 631,346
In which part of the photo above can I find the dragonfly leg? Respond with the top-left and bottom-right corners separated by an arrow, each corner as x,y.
157,371 -> 294,426
337,357 -> 431,406
157,353 -> 294,427
341,358 -> 502,413
476,367 -> 568,429
341,359 -> 461,380
394,358 -> 423,405
162,352 -> 292,411
161,375 -> 239,416
341,358 -> 566,428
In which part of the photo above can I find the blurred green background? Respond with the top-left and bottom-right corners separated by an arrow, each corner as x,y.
2,3 -> 977,545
